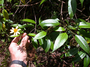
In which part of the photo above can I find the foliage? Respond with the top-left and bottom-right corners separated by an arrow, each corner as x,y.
0,0 -> 90,67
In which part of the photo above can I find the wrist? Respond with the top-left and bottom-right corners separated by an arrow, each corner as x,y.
10,60 -> 27,67
10,64 -> 22,67
11,59 -> 27,65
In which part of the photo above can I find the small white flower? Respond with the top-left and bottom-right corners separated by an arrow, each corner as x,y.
10,26 -> 21,36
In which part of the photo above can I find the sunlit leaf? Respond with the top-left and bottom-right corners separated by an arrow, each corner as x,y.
53,33 -> 68,52
34,31 -> 47,39
68,25 -> 76,30
22,19 -> 36,24
75,35 -> 90,54
11,24 -> 22,28
2,9 -> 9,19
68,0 -> 77,19
79,22 -> 90,28
74,51 -> 86,62
40,18 -> 60,27
55,27 -> 65,31
80,0 -> 84,7
10,35 -> 19,38
50,41 -> 54,50
0,0 -> 4,7
84,55 -> 90,67
32,38 -> 38,49
39,39 -> 44,46
44,39 -> 51,53
28,33 -> 36,37
40,0 -> 47,5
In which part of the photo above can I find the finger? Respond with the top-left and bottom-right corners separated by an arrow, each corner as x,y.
9,33 -> 27,49
11,33 -> 27,43
20,35 -> 29,47
21,33 -> 27,38
11,36 -> 20,43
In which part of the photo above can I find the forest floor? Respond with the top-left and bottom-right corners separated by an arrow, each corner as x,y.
0,40 -> 81,67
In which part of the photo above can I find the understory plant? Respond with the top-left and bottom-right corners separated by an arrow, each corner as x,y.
0,0 -> 90,67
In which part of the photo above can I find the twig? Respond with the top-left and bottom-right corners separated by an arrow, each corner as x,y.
32,6 -> 37,33
60,1 -> 65,20
13,2 -> 21,17
16,1 -> 40,7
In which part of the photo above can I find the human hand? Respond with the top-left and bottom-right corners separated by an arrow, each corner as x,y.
9,33 -> 30,65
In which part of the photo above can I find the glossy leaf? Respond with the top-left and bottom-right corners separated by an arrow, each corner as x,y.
22,19 -> 36,24
75,35 -> 90,54
39,39 -> 52,53
50,41 -> 54,50
34,31 -> 47,39
39,39 -> 44,46
40,18 -> 60,27
55,27 -> 65,31
84,55 -> 90,67
74,51 -> 86,62
80,0 -> 84,7
28,33 -> 36,37
32,38 -> 38,49
79,22 -> 90,28
68,0 -> 77,18
2,9 -> 9,19
53,33 -> 68,52
44,39 -> 51,53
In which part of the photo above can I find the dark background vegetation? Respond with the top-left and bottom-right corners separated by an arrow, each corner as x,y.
0,0 -> 90,67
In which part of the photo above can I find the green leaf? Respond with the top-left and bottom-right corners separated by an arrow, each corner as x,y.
10,35 -> 19,38
39,39 -> 52,53
50,41 -> 54,50
40,0 -> 47,5
34,31 -> 47,39
0,0 -> 4,7
53,33 -> 68,52
40,18 -> 60,27
2,9 -> 9,19
79,29 -> 90,38
79,22 -> 90,28
74,51 -> 86,62
55,27 -> 65,31
11,24 -> 22,28
0,22 -> 2,31
80,0 -> 84,7
28,33 -> 36,37
32,38 -> 38,49
21,0 -> 25,4
44,39 -> 51,53
75,35 -> 90,54
65,48 -> 78,57
68,0 -> 77,19
84,55 -> 90,67
38,39 -> 44,46
68,25 -> 76,30
22,19 -> 36,24
7,0 -> 12,3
